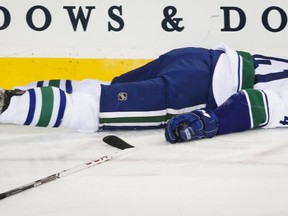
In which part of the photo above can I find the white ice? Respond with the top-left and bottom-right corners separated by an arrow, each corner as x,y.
0,124 -> 288,216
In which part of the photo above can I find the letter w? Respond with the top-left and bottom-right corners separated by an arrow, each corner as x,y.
63,6 -> 95,31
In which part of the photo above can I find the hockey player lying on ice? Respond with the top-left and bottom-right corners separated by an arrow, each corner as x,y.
0,44 -> 287,144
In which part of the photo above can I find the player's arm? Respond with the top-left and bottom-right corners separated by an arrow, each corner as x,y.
165,89 -> 270,143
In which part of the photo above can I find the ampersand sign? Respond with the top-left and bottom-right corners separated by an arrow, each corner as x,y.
161,6 -> 185,32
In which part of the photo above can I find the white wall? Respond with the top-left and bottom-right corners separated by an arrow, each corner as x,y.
0,0 -> 287,58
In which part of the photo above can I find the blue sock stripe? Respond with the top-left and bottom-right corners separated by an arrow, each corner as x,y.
24,89 -> 36,125
37,81 -> 44,87
65,80 -> 73,94
53,90 -> 66,127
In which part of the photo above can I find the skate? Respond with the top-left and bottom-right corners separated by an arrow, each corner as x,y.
0,89 -> 26,114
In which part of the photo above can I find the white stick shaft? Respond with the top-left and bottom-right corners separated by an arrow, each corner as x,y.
0,147 -> 134,200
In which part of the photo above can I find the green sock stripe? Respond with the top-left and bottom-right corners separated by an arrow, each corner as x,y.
36,87 -> 54,127
48,80 -> 61,88
245,89 -> 266,128
237,51 -> 255,89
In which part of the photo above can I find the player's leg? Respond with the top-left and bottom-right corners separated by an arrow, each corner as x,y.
99,62 -> 214,131
100,48 -> 222,130
99,77 -> 167,130
14,80 -> 74,93
111,47 -> 221,85
0,87 -> 69,127
0,86 -> 101,132
14,79 -> 109,94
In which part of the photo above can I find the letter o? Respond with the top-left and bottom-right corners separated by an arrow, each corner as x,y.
26,5 -> 52,31
0,6 -> 11,30
262,6 -> 287,32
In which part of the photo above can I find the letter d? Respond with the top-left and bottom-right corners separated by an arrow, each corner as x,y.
221,7 -> 246,32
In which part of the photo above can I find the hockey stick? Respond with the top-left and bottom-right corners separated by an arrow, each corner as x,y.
0,135 -> 134,200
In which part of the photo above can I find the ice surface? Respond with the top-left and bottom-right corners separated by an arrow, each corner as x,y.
0,124 -> 288,216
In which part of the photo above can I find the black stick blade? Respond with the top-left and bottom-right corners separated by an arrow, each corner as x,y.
0,193 -> 6,200
103,135 -> 134,150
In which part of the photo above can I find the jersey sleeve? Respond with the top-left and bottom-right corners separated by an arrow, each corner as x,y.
215,87 -> 288,135
214,89 -> 269,135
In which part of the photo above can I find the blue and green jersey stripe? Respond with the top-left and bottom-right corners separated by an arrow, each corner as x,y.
244,89 -> 269,128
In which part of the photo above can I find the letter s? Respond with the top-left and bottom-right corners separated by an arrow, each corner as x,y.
108,5 -> 124,32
